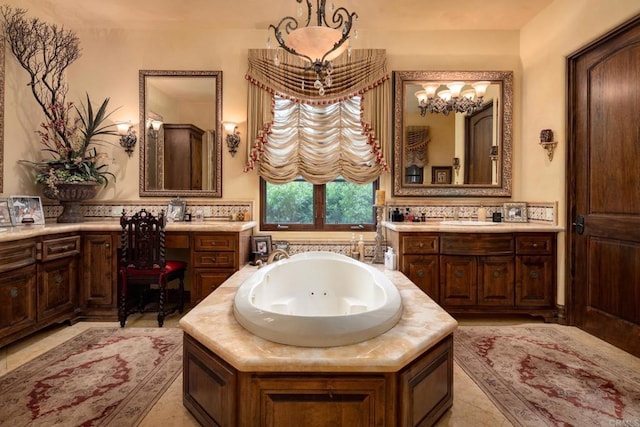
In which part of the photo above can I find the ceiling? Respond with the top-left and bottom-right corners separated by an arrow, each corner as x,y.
26,0 -> 554,32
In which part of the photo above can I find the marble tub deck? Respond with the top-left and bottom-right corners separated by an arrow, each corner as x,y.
178,264 -> 459,372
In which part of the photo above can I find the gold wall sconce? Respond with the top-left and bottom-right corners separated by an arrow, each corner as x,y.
539,129 -> 557,161
117,122 -> 137,156
224,122 -> 241,156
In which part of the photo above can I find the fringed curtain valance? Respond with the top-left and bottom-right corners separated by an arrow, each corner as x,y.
244,49 -> 390,185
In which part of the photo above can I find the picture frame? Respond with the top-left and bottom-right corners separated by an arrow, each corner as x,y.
431,166 -> 453,185
0,200 -> 13,227
251,235 -> 273,261
503,202 -> 528,223
166,197 -> 186,222
9,196 -> 45,225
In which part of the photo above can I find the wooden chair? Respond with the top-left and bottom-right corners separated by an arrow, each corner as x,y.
118,209 -> 186,327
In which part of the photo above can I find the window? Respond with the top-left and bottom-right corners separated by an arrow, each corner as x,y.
261,177 -> 378,231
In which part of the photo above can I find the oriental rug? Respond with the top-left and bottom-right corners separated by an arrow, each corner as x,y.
454,325 -> 640,427
0,327 -> 183,427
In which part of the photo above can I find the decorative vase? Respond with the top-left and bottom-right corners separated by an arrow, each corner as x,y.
42,181 -> 99,223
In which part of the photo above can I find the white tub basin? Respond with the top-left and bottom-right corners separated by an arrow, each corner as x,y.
233,251 -> 403,347
440,220 -> 499,226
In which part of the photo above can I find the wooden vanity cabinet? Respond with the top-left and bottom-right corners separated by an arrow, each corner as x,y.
37,235 -> 80,324
389,230 -> 557,320
191,230 -> 252,305
515,234 -> 556,308
0,240 -> 38,347
440,234 -> 514,308
80,233 -> 118,320
1,235 -> 79,348
399,234 -> 440,301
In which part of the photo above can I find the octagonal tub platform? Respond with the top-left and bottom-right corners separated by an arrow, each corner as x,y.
179,258 -> 458,426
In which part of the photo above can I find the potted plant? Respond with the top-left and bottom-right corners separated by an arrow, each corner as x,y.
1,6 -> 118,222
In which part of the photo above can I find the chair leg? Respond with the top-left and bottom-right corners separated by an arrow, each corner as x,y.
157,280 -> 166,327
119,282 -> 127,328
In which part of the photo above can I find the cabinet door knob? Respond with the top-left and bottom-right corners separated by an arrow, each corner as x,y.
10,287 -> 19,298
493,270 -> 501,278
530,270 -> 539,279
454,270 -> 464,278
418,242 -> 424,248
105,243 -> 111,249
416,270 -> 425,278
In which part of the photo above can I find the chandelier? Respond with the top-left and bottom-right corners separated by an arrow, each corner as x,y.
415,81 -> 491,116
268,0 -> 358,96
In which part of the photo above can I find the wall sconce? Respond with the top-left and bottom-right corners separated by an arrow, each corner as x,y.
452,157 -> 460,175
146,118 -> 163,138
223,122 -> 241,156
489,145 -> 499,161
117,122 -> 137,156
539,129 -> 558,161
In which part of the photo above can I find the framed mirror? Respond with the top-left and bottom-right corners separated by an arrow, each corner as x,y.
392,70 -> 513,197
139,70 -> 223,197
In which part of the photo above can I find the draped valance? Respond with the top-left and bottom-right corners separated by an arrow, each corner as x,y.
244,49 -> 391,185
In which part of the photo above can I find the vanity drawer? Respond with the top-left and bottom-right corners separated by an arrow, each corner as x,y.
193,234 -> 236,251
0,240 -> 37,273
193,251 -> 235,268
515,234 -> 554,255
40,236 -> 80,261
441,233 -> 513,255
402,235 -> 439,254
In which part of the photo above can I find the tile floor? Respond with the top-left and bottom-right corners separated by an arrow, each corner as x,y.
1,314 -> 639,426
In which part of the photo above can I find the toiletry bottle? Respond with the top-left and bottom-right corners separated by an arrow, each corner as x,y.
350,233 -> 356,257
357,235 -> 365,261
384,247 -> 397,270
477,205 -> 487,222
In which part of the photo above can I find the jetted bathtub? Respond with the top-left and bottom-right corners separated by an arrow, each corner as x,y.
233,251 -> 403,347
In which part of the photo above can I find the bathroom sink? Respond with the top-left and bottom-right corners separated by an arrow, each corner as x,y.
439,220 -> 499,226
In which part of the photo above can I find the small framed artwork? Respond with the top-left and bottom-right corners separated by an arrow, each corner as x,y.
431,166 -> 453,184
0,200 -> 13,226
503,202 -> 528,223
166,197 -> 186,222
9,196 -> 45,225
251,235 -> 273,261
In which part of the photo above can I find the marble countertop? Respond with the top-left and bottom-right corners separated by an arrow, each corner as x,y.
178,264 -> 458,373
0,220 -> 257,242
383,220 -> 564,233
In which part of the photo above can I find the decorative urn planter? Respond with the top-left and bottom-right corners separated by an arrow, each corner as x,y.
42,181 -> 99,223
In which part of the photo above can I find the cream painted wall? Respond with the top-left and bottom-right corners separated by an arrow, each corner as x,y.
1,0 -> 638,306
519,0 -> 640,305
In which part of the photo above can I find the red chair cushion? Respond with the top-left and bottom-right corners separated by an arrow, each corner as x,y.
125,260 -> 187,276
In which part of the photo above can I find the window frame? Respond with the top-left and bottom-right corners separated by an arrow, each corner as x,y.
260,177 -> 378,232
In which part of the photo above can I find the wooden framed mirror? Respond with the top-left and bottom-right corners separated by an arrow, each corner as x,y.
392,70 -> 513,197
139,70 -> 223,197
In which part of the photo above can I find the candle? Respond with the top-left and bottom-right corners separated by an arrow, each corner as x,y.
375,190 -> 386,206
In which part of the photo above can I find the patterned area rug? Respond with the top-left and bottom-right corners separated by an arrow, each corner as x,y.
0,327 -> 183,427
454,326 -> 640,426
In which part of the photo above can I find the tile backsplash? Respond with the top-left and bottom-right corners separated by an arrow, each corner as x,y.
43,200 -> 254,221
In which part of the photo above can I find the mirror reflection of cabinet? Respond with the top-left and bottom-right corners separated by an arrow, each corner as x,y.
392,71 -> 513,197
164,124 -> 204,190
139,70 -> 222,197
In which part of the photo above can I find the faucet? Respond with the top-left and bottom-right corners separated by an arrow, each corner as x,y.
267,248 -> 290,264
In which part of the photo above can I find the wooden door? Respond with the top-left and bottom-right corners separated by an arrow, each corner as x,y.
568,15 -> 640,356
464,101 -> 494,184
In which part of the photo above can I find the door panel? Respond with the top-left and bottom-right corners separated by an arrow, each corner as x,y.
568,15 -> 640,356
